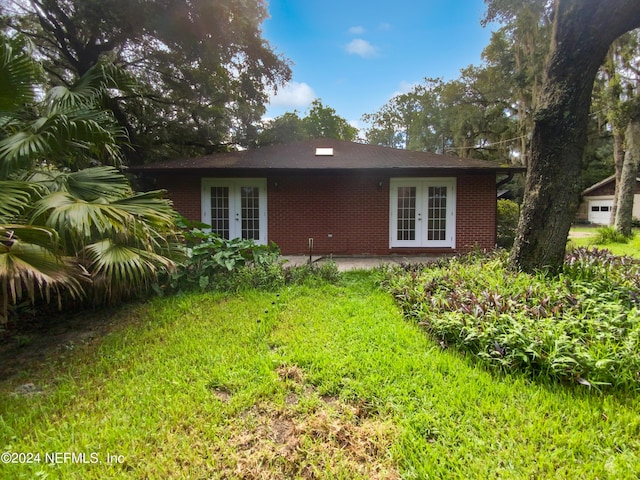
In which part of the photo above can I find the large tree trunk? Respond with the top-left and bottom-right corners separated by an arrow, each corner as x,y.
611,129 -> 626,223
614,109 -> 640,236
509,0 -> 640,273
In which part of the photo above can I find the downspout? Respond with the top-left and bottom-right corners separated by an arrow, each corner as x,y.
496,172 -> 515,190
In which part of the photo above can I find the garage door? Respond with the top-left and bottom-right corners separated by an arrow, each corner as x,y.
588,200 -> 613,225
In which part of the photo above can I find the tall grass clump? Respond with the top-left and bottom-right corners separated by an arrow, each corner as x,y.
594,226 -> 632,245
384,249 -> 640,391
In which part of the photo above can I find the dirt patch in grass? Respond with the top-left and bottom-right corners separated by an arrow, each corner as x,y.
276,363 -> 305,384
221,401 -> 399,480
569,230 -> 598,238
211,363 -> 401,479
212,387 -> 233,403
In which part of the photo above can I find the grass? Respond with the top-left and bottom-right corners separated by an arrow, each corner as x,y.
569,226 -> 640,258
1,272 -> 639,478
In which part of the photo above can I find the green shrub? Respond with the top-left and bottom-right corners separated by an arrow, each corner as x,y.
496,199 -> 520,248
168,217 -> 341,293
168,218 -> 283,292
383,249 -> 640,391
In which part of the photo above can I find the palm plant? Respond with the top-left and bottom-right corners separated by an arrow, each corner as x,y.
31,168 -> 181,304
0,38 -> 180,323
0,224 -> 87,319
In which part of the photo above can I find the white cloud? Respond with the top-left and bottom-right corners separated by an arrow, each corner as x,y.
378,22 -> 392,31
349,119 -> 366,140
345,38 -> 378,58
348,26 -> 365,35
390,80 -> 418,98
268,81 -> 316,109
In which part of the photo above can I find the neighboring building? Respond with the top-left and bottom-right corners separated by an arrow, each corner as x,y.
130,139 -> 524,256
577,175 -> 640,225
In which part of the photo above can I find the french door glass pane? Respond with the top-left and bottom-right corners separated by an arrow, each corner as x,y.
397,186 -> 416,241
210,186 -> 230,239
427,186 -> 447,241
241,186 -> 260,240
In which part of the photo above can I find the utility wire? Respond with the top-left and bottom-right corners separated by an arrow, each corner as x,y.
444,135 -> 527,151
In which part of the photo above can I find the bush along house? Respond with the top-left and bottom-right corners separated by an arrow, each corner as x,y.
130,139 -> 525,256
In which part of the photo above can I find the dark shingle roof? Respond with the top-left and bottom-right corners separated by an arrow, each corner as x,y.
582,175 -> 640,195
129,139 -> 524,173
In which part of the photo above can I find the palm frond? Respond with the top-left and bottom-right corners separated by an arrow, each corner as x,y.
0,42 -> 37,115
1,224 -> 60,250
112,190 -> 178,230
28,166 -> 132,201
33,188 -> 180,254
65,166 -> 132,200
0,180 -> 43,222
83,238 -> 175,304
32,191 -> 133,250
46,62 -> 139,110
0,225 -> 87,322
0,109 -> 127,175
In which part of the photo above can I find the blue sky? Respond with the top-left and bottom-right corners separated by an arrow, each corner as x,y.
263,0 -> 497,130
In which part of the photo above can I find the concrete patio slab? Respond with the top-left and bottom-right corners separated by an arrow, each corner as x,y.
281,255 -> 441,272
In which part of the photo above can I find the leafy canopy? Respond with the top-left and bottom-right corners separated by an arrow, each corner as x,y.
4,0 -> 292,162
257,99 -> 358,146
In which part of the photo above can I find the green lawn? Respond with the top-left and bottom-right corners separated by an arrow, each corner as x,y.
569,227 -> 640,258
1,272 -> 639,479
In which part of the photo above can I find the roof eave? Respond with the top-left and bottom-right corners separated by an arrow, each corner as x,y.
129,165 -> 526,175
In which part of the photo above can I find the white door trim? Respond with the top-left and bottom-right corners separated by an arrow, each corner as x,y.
201,178 -> 268,244
389,177 -> 456,248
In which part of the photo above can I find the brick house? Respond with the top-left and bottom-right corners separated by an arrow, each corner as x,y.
131,139 -> 524,256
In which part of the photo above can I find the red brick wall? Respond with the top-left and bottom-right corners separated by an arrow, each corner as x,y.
154,174 -> 202,222
268,173 -> 388,255
152,172 -> 497,255
455,174 -> 497,253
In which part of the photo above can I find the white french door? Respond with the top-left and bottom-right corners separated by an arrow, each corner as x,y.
201,178 -> 267,244
389,178 -> 456,248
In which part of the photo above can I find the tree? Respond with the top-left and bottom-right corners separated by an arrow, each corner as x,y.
483,0 -> 553,168
614,103 -> 640,236
591,32 -> 640,227
363,80 -> 446,151
256,112 -> 307,145
363,72 -> 514,162
3,0 -> 291,163
362,1 -> 552,163
302,100 -> 358,141
0,39 -> 180,322
257,99 -> 358,145
509,0 -> 640,273
439,66 -> 514,160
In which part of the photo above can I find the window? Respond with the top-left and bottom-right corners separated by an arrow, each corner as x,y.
201,179 -> 267,244
389,178 -> 456,248
210,186 -> 230,238
396,186 -> 417,241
